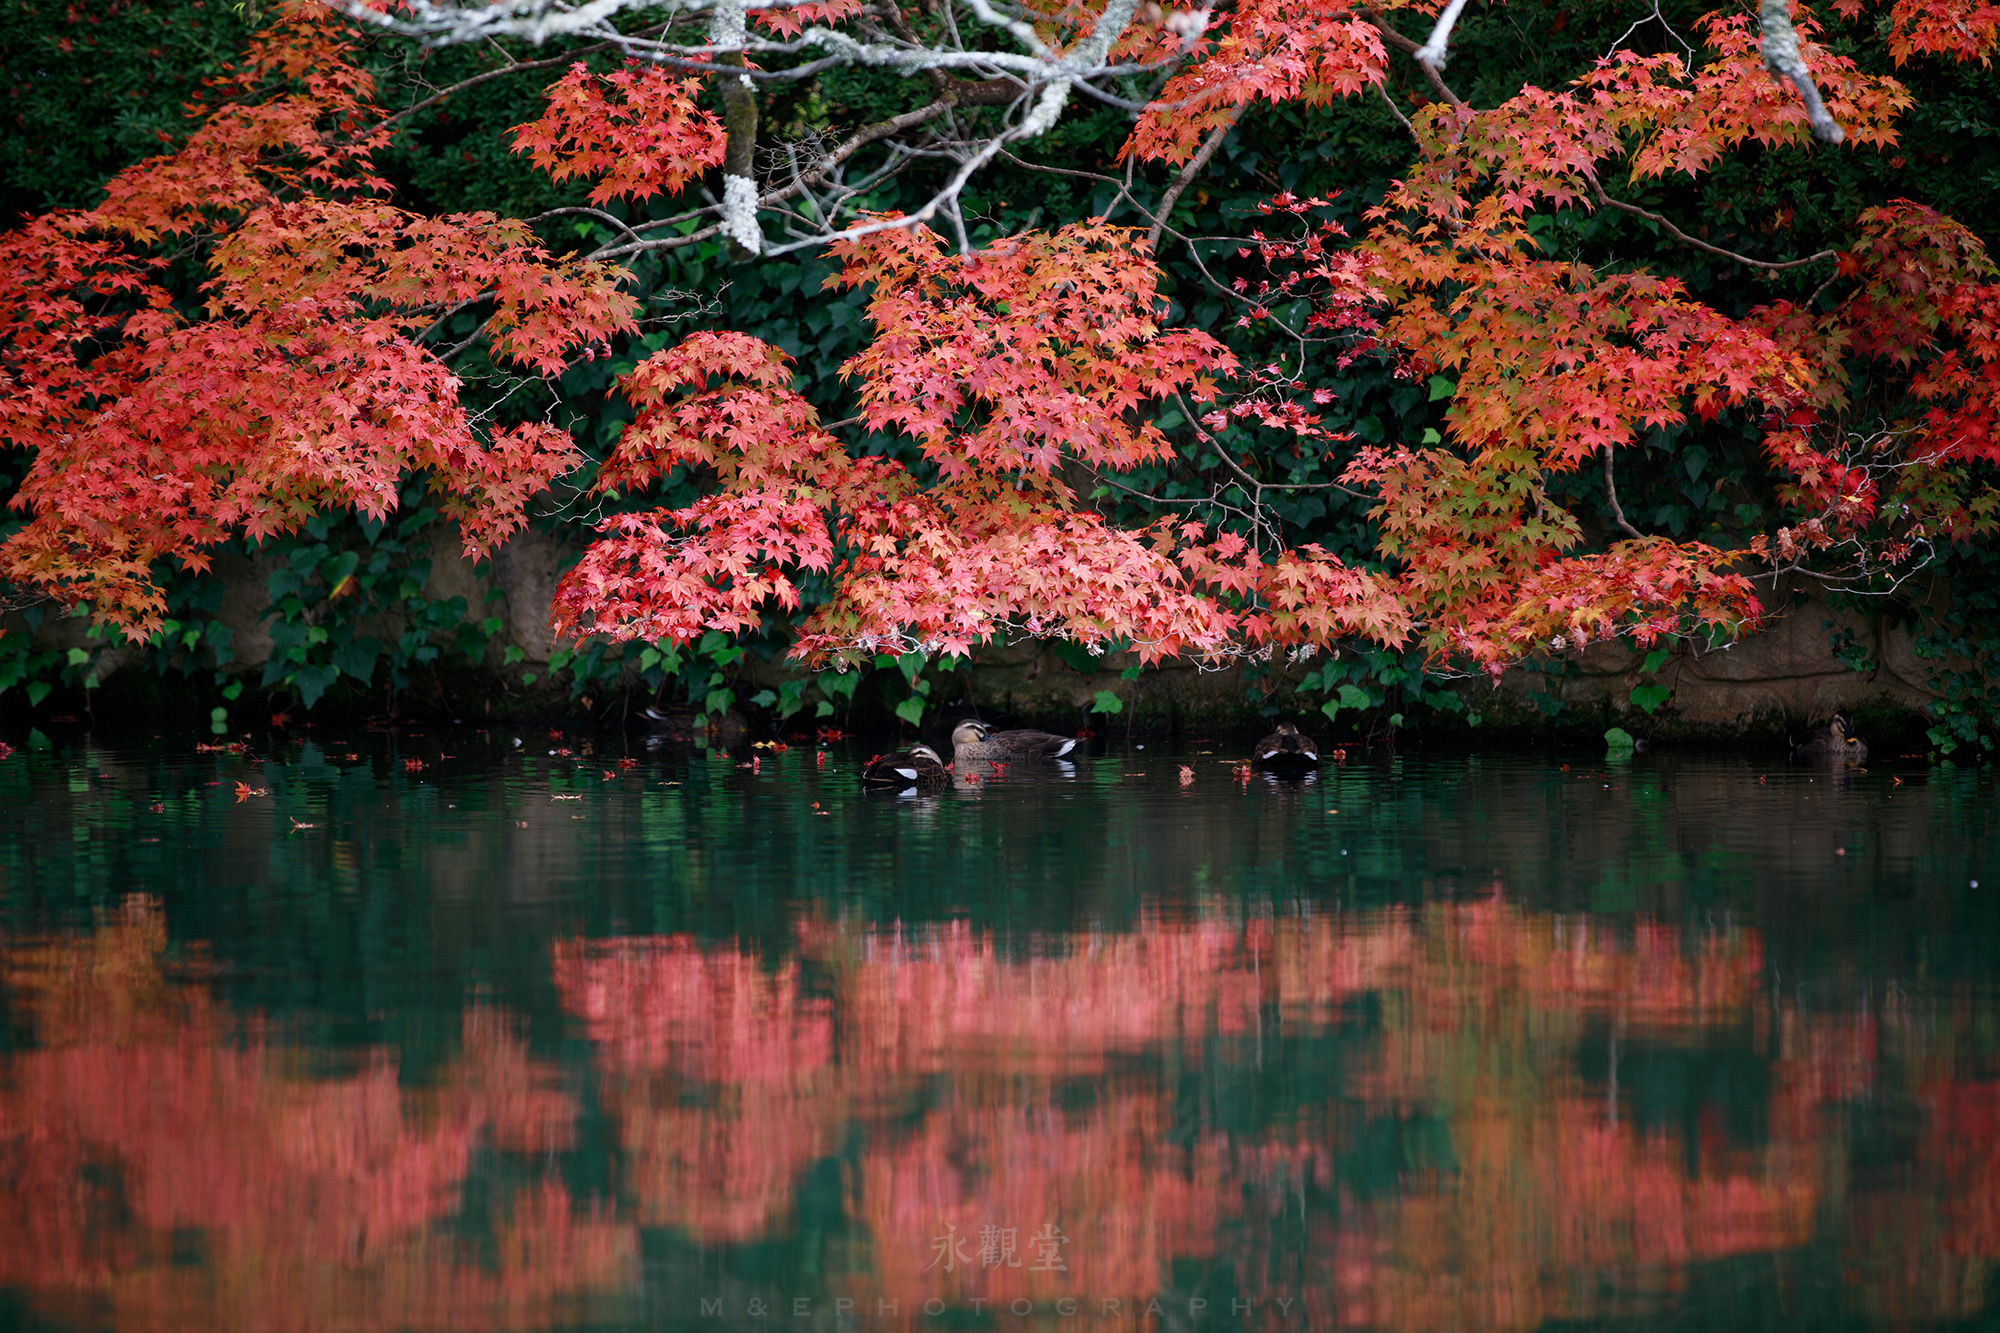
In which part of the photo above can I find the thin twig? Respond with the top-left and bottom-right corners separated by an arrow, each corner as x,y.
374,46 -> 612,132
1205,437 -> 1367,498
530,205 -> 644,247
1095,475 -> 1222,506
1590,179 -> 1837,272
1603,444 -> 1643,540
1374,82 -> 1415,135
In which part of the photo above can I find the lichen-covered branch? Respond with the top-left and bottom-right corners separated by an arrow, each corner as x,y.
710,0 -> 762,258
1760,0 -> 1845,145
334,0 -> 1150,260
1412,0 -> 1472,72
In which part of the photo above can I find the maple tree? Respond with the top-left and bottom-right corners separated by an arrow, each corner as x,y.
3,0 -> 2000,704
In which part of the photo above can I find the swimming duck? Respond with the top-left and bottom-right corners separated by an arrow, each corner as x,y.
1251,721 -> 1320,771
950,719 -> 1079,763
1793,709 -> 1868,763
861,743 -> 950,788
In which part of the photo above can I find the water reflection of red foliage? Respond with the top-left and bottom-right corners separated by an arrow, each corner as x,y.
1842,1074 -> 2000,1323
0,899 -> 635,1331
551,938 -> 838,1241
1938,1080 -> 2000,1257
549,901 -> 1905,1328
7,895 -> 1998,1330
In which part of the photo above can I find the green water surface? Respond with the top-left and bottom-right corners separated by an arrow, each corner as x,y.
0,728 -> 1994,1332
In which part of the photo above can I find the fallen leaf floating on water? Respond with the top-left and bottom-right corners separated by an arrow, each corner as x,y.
1179,765 -> 1195,786
551,794 -> 583,801
234,783 -> 269,802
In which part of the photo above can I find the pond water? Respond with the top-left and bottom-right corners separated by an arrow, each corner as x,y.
0,727 -> 1995,1332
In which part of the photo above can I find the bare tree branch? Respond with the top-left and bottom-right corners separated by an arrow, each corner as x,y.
530,205 -> 645,247
1146,101 -> 1244,252
374,46 -> 614,132
1374,81 -> 1415,135
1603,444 -> 1644,541
1588,176 -> 1838,271
338,0 -> 1149,262
1361,10 -> 1467,110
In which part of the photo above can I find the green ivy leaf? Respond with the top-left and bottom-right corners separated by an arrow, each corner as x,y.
1629,683 -> 1671,715
292,663 -> 339,708
1091,690 -> 1124,714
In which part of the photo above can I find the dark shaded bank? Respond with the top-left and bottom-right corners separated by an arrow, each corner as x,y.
0,651 -> 1945,765
0,532 -> 1976,756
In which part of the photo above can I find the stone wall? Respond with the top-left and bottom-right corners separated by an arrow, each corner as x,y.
1476,583 -> 1949,734
9,530 -> 1952,735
